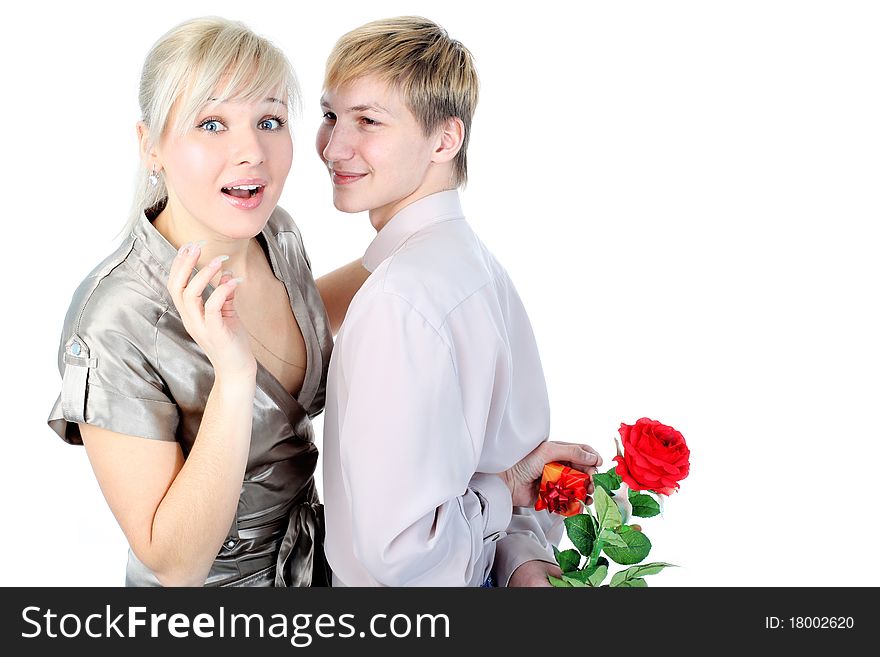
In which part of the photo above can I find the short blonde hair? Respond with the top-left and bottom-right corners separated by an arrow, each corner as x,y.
324,16 -> 478,187
127,16 -> 298,232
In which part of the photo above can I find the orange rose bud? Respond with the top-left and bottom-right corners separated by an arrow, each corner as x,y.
534,461 -> 590,516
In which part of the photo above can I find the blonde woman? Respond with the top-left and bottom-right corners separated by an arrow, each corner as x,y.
47,17 -> 367,587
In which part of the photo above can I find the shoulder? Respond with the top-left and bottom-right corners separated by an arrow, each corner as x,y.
59,239 -> 167,359
369,220 -> 504,330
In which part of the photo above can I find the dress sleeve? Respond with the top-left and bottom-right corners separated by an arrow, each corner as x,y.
337,292 -> 512,586
48,303 -> 179,445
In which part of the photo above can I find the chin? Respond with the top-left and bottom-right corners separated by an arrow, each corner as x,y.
332,194 -> 368,215
219,210 -> 273,238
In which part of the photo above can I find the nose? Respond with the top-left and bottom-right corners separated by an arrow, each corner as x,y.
231,126 -> 266,166
318,123 -> 353,165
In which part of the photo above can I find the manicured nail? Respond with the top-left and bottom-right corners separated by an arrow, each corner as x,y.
221,270 -> 234,277
227,277 -> 245,287
209,255 -> 230,267
186,240 -> 208,256
178,242 -> 191,255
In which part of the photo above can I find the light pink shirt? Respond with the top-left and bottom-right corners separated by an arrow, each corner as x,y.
323,191 -> 558,586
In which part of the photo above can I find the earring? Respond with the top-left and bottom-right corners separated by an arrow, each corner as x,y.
148,166 -> 159,187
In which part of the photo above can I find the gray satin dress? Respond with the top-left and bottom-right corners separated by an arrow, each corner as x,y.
47,205 -> 333,587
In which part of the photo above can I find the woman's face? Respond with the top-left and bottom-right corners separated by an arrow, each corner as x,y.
156,93 -> 292,240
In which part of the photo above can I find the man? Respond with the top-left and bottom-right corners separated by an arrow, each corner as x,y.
318,16 -> 601,586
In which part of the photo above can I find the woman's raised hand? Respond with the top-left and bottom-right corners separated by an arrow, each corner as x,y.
167,243 -> 256,378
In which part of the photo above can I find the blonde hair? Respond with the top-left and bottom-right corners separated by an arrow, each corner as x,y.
127,16 -> 299,233
324,16 -> 478,187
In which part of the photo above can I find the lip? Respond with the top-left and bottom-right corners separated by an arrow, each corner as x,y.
222,177 -> 267,188
330,170 -> 368,185
220,178 -> 267,210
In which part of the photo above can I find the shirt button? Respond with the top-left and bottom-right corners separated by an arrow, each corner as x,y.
70,342 -> 81,356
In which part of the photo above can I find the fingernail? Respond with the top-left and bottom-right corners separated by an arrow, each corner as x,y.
186,240 -> 208,256
221,270 -> 234,277
209,255 -> 230,267
178,242 -> 191,255
227,277 -> 245,287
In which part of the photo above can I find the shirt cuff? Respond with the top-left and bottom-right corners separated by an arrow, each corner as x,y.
468,473 -> 513,537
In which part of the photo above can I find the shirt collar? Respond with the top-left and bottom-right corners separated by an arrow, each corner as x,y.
132,209 -> 179,278
129,206 -> 285,306
362,190 -> 465,272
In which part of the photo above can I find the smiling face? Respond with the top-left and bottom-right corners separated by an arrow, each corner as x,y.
316,75 -> 450,231
153,93 -> 292,241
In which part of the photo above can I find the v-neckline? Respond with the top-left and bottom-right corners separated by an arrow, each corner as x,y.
200,229 -> 321,419
139,207 -> 322,439
252,231 -> 317,409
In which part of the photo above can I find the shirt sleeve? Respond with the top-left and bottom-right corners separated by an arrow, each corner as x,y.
48,299 -> 179,445
492,506 -> 564,586
337,292 -> 512,586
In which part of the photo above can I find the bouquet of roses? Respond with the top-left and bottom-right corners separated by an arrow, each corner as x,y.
536,418 -> 690,587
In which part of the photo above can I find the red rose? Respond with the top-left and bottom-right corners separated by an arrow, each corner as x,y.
613,418 -> 690,495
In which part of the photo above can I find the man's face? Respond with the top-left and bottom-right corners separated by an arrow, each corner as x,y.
316,75 -> 439,230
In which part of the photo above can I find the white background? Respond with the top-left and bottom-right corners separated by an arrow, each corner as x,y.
2,0 -> 878,586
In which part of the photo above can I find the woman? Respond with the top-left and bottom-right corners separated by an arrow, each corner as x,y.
47,17 -> 366,587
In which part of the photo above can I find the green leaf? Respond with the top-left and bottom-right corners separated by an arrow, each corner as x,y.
603,529 -> 652,565
598,528 -> 628,548
617,577 -> 648,588
628,491 -> 661,518
559,569 -> 590,584
587,564 -> 608,587
592,467 -> 622,495
548,575 -> 572,587
561,575 -> 588,587
594,487 -> 622,532
564,513 -> 597,556
609,562 -> 676,587
553,546 -> 581,573
581,556 -> 608,580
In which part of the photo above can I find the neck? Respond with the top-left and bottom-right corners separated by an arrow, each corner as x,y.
154,203 -> 256,280
369,173 -> 456,233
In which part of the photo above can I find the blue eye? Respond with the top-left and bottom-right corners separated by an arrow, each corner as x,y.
259,117 -> 286,130
198,119 -> 225,133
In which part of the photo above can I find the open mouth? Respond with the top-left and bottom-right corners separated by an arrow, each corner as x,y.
221,184 -> 263,199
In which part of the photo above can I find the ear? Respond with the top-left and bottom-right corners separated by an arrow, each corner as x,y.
137,121 -> 161,170
430,116 -> 465,165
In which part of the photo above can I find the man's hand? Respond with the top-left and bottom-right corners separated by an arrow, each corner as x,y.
500,441 -> 602,507
507,559 -> 563,587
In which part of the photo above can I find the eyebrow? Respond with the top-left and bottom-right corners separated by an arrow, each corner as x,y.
320,98 -> 391,114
